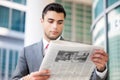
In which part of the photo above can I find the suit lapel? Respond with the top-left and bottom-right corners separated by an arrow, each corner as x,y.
28,40 -> 44,72
30,37 -> 64,72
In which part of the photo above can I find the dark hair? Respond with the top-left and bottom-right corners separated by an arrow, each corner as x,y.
42,3 -> 66,19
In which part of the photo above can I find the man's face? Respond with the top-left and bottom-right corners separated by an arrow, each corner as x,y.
41,11 -> 65,41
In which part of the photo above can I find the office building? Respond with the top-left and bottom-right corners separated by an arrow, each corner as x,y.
91,0 -> 120,80
0,0 -> 26,80
56,0 -> 92,44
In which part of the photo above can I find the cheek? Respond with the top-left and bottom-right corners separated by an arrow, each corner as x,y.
59,26 -> 63,32
43,25 -> 49,33
60,28 -> 63,32
44,27 -> 49,33
43,23 -> 50,30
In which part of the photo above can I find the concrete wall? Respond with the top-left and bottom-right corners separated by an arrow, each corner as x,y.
25,0 -> 54,46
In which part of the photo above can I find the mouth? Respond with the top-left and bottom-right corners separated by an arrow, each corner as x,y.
51,31 -> 58,35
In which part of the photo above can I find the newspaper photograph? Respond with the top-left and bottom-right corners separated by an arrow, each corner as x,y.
39,40 -> 103,80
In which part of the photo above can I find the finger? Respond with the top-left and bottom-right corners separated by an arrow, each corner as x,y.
92,54 -> 108,62
93,61 -> 104,67
92,50 -> 108,62
36,75 -> 50,80
92,54 -> 108,64
92,58 -> 106,65
92,58 -> 107,72
29,70 -> 50,80
94,49 -> 108,57
29,75 -> 50,80
39,69 -> 50,76
91,54 -> 108,67
30,70 -> 50,77
92,59 -> 106,69
95,63 -> 106,71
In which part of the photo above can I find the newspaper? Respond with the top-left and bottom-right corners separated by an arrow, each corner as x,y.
39,40 -> 103,80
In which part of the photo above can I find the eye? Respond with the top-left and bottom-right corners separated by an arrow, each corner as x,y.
58,21 -> 63,24
48,20 -> 54,23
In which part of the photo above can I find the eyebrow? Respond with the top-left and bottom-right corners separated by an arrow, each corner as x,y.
48,18 -> 64,22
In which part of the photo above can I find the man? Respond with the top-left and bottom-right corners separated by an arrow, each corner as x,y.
12,2 -> 108,80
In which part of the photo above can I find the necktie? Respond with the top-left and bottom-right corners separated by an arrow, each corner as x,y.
45,44 -> 49,49
44,44 -> 49,56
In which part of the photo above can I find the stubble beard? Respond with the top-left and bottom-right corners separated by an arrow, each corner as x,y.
45,32 -> 62,41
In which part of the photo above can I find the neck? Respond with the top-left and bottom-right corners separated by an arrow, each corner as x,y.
43,36 -> 61,43
44,37 -> 50,43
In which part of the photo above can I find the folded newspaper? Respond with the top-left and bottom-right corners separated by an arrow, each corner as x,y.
39,40 -> 103,80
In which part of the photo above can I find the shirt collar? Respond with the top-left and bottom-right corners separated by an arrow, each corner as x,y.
43,36 -> 61,49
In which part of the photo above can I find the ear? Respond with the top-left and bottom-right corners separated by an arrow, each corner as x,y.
40,18 -> 44,23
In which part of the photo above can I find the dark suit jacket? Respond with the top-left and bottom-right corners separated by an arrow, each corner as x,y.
12,39 -> 107,80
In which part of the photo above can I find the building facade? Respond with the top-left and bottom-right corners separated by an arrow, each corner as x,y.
56,0 -> 92,44
0,0 -> 92,79
91,0 -> 120,80
0,0 -> 26,80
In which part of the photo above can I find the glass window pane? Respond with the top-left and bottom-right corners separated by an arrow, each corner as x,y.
0,6 -> 9,28
92,17 -> 105,47
13,0 -> 26,5
93,0 -> 103,19
107,0 -> 119,7
11,9 -> 25,32
55,0 -> 62,3
1,48 -> 6,79
62,2 -> 72,40
108,6 -> 120,80
8,50 -> 13,78
0,48 -> 1,75
75,4 -> 92,43
15,51 -> 19,67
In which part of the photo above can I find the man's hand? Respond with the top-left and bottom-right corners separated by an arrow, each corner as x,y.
22,69 -> 50,80
91,49 -> 108,72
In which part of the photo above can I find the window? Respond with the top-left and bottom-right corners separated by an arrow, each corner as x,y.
107,6 -> 120,80
0,6 -> 25,32
11,9 -> 25,32
62,2 -> 72,40
1,49 -> 6,80
92,17 -> 105,46
0,48 -> 19,79
94,0 -> 104,19
8,50 -> 13,77
107,0 -> 120,7
9,0 -> 26,5
0,6 -> 9,28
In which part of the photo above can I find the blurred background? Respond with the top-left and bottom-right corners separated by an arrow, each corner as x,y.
0,0 -> 120,80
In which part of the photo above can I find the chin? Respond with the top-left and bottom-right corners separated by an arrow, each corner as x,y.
50,38 -> 58,40
50,36 -> 59,40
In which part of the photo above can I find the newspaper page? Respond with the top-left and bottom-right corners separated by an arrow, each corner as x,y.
39,40 -> 103,80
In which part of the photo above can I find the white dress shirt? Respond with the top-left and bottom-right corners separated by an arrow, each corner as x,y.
96,67 -> 107,79
42,37 -> 61,55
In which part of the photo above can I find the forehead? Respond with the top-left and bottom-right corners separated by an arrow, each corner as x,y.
44,11 -> 64,20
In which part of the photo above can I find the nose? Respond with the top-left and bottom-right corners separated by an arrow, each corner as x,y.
53,22 -> 58,29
